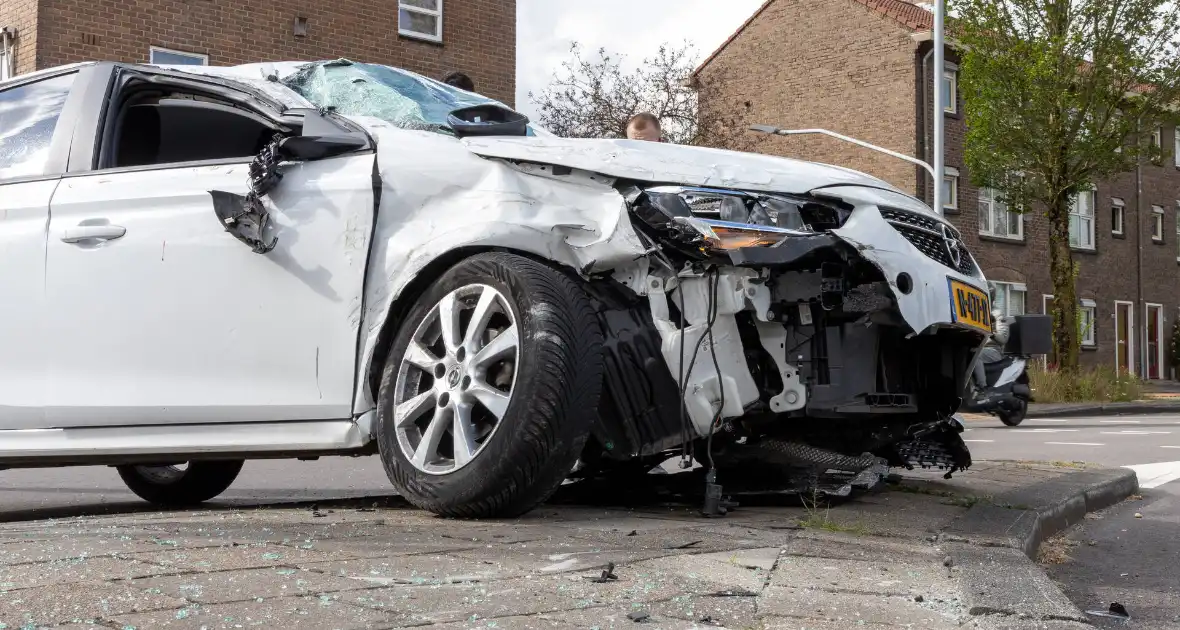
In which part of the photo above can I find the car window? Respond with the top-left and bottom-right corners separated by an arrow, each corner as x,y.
281,60 -> 550,137
0,72 -> 77,180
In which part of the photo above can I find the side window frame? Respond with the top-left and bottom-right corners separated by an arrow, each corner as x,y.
0,65 -> 96,184
65,65 -> 294,176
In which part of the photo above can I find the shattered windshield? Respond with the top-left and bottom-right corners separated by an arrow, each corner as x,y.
282,60 -> 547,136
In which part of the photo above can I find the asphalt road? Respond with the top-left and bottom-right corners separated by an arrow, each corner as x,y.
3,413 -> 1179,625
964,413 -> 1180,629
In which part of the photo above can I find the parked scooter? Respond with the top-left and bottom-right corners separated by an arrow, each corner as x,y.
961,312 -> 1036,426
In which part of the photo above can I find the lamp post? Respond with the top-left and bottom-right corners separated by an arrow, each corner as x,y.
932,0 -> 946,217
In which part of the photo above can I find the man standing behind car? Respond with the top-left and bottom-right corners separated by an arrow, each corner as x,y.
443,71 -> 475,92
626,112 -> 664,142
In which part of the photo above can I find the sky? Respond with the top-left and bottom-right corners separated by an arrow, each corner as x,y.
514,0 -> 766,120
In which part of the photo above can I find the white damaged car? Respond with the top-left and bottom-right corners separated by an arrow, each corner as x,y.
0,60 -> 1014,517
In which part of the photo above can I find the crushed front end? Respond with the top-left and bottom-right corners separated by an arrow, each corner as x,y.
580,182 -> 991,498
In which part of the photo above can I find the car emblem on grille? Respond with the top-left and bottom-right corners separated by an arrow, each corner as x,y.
939,223 -> 962,268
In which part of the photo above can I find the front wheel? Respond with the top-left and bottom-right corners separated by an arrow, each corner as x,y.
376,252 -> 604,518
116,460 -> 244,506
999,401 -> 1027,426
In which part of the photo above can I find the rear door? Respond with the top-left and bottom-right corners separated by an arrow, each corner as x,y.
0,67 -> 90,430
44,66 -> 377,427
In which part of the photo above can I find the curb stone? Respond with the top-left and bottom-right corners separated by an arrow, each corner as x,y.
941,467 -> 1139,625
1029,400 -> 1180,418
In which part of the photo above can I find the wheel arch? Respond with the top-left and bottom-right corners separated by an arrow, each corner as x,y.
362,245 -> 586,411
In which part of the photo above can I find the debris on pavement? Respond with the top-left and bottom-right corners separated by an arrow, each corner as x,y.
627,610 -> 651,622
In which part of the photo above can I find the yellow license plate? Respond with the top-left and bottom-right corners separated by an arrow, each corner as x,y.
948,278 -> 992,333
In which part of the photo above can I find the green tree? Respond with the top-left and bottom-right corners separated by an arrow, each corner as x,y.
952,0 -> 1180,371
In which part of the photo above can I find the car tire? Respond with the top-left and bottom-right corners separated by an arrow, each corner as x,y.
999,402 -> 1027,427
116,461 -> 244,506
376,252 -> 604,518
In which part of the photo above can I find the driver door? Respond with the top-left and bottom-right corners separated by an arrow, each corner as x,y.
43,66 -> 376,427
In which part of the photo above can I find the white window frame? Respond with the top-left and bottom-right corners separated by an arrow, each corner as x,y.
990,281 -> 1027,317
398,0 -> 444,43
0,44 -> 10,82
1080,299 -> 1097,347
942,166 -> 959,211
149,46 -> 209,66
1069,187 -> 1097,250
1152,125 -> 1162,150
1174,127 -> 1180,168
942,67 -> 958,114
1152,205 -> 1165,241
1111,197 -> 1125,235
978,186 -> 1024,240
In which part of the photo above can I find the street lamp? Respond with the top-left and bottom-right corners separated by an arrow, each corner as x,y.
933,0 -> 946,219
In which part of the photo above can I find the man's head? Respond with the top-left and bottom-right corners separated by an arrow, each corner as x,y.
443,71 -> 475,92
626,112 -> 662,142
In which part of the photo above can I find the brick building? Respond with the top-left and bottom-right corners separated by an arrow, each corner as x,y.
0,0 -> 516,105
693,0 -> 1180,378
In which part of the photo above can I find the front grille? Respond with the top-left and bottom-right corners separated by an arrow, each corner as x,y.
880,208 -> 977,276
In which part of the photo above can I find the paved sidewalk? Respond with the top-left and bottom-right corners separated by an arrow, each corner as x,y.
0,462 -> 1131,629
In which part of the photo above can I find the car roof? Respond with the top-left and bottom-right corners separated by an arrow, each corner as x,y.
0,61 -> 96,89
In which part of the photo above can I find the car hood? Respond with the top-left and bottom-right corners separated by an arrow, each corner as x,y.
460,136 -> 905,197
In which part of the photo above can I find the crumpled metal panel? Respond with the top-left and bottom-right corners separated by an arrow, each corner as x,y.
349,117 -> 649,414
462,135 -> 904,196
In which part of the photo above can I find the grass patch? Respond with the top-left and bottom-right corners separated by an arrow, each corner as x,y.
1029,365 -> 1143,404
796,491 -> 870,535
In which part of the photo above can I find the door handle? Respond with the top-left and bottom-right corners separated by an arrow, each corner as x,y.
60,224 -> 127,244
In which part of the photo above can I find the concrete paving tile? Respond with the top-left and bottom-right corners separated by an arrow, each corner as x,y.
111,596 -> 398,630
767,554 -> 955,599
624,552 -> 772,595
298,552 -> 535,585
0,534 -> 232,565
646,591 -> 760,628
0,556 -> 169,590
445,541 -> 675,576
124,566 -> 371,604
127,543 -> 343,572
757,586 -> 963,629
275,535 -> 480,558
344,564 -> 765,623
0,581 -> 185,626
785,530 -> 943,563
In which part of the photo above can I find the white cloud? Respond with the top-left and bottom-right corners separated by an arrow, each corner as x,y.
515,0 -> 766,119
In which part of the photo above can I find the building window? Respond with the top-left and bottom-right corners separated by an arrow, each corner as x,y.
1174,128 -> 1180,168
990,281 -> 1027,317
399,0 -> 443,42
1080,300 -> 1097,347
978,187 -> 1023,240
1069,188 -> 1096,250
942,69 -> 957,114
1153,205 -> 1165,241
1111,198 -> 1125,235
149,47 -> 208,66
1175,202 -> 1180,260
942,167 -> 959,211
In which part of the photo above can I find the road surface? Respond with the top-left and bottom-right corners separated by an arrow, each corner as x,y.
964,413 -> 1180,629
3,413 -> 1178,626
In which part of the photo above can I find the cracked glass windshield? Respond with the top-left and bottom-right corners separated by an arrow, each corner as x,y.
282,60 -> 548,136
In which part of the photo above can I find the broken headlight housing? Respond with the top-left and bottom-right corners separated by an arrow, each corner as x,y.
629,186 -> 850,259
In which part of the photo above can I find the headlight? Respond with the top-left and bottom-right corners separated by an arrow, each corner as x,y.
651,186 -> 810,231
628,185 -> 847,259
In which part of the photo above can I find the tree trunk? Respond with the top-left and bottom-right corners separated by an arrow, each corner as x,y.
1046,195 -> 1080,372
